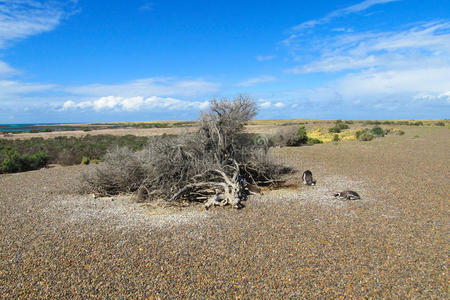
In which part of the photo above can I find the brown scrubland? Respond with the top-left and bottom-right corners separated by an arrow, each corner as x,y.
0,121 -> 448,297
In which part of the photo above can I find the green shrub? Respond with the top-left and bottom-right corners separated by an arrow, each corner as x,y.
328,127 -> 341,133
329,122 -> 349,133
370,126 -> 385,137
2,151 -> 49,173
333,134 -> 340,142
435,121 -> 445,126
2,152 -> 21,173
396,130 -> 405,135
395,121 -> 410,125
344,120 -> 354,124
358,132 -> 374,141
412,121 -> 423,126
81,156 -> 90,165
356,129 -> 375,141
307,137 -> 323,144
364,120 -> 381,125
271,126 -> 308,147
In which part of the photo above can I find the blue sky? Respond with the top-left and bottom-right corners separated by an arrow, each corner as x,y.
0,0 -> 449,123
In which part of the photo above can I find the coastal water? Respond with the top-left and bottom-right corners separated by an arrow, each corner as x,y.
0,123 -> 78,132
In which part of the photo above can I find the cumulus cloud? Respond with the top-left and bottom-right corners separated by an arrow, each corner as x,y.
236,75 -> 276,87
274,102 -> 285,108
258,100 -> 286,109
60,96 -> 210,112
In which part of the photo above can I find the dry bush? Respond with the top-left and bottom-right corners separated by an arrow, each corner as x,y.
84,95 -> 288,209
270,126 -> 308,147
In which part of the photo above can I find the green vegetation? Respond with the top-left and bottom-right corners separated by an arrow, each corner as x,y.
333,134 -> 340,142
328,121 -> 350,133
306,137 -> 323,145
81,156 -> 90,165
355,129 -> 375,141
434,121 -> 445,126
270,126 -> 310,146
1,149 -> 49,173
370,126 -> 385,137
0,134 -> 154,173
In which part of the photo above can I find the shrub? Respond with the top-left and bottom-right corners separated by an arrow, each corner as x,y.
329,122 -> 349,133
271,126 -> 308,146
412,121 -> 423,126
2,152 -> 21,173
0,134 -> 151,169
2,151 -> 49,173
84,96 -> 288,208
395,121 -> 410,125
435,121 -> 445,126
370,126 -> 385,137
356,129 -> 375,141
344,120 -> 354,124
333,134 -> 340,142
396,130 -> 405,135
328,127 -> 341,133
307,137 -> 323,144
364,120 -> 381,125
338,123 -> 349,130
358,132 -> 374,141
81,156 -> 90,165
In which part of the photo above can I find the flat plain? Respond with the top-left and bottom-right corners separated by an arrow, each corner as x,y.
0,125 -> 448,298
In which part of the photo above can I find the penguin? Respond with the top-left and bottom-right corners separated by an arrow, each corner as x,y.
302,170 -> 316,186
333,190 -> 361,200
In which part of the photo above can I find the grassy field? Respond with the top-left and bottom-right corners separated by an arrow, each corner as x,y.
0,124 -> 448,297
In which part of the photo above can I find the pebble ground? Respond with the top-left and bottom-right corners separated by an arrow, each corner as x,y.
0,126 -> 448,298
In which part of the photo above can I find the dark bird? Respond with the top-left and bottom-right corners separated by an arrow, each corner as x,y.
302,170 -> 316,186
333,190 -> 361,200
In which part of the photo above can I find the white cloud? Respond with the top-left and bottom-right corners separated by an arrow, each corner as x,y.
291,0 -> 400,32
259,101 -> 271,108
0,60 -> 16,76
258,100 -> 286,109
60,96 -> 210,112
289,22 -> 450,74
65,77 -> 220,98
274,102 -> 285,108
236,75 -> 276,87
0,0 -> 77,48
0,79 -> 54,97
256,55 -> 275,61
288,55 -> 377,74
336,67 -> 450,97
413,92 -> 450,102
139,1 -> 154,11
284,21 -> 450,110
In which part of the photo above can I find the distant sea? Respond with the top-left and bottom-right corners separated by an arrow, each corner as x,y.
0,123 -> 79,132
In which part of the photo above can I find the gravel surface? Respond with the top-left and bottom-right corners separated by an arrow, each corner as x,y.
0,127 -> 448,298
